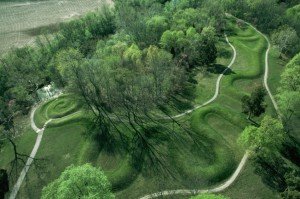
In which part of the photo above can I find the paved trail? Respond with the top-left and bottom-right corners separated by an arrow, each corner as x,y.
139,17 -> 280,199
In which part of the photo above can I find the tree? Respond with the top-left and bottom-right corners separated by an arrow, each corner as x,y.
241,86 -> 267,121
238,116 -> 286,158
279,53 -> 300,91
286,4 -> 300,34
271,26 -> 300,57
277,91 -> 300,122
160,26 -> 217,68
146,15 -> 169,44
41,164 -> 114,199
281,170 -> 300,199
190,193 -> 230,199
247,0 -> 284,33
0,169 -> 9,199
277,53 -> 300,126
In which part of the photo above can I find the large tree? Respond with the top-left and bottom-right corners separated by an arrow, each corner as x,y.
41,164 -> 114,199
277,52 -> 300,126
241,86 -> 267,121
271,25 -> 300,57
238,116 -> 286,158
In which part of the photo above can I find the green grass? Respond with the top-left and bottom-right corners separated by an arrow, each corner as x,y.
0,114 -> 36,191
34,95 -> 82,128
222,163 -> 279,199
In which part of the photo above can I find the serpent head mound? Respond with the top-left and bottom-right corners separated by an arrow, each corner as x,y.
46,96 -> 82,119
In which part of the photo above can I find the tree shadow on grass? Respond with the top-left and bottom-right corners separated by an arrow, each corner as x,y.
218,45 -> 232,60
208,64 -> 236,75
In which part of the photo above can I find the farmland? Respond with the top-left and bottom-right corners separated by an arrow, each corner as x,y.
0,0 -> 109,54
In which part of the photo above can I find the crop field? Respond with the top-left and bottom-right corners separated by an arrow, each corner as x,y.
0,0 -> 110,54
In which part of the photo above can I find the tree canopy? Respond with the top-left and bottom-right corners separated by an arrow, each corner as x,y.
41,164 -> 114,199
238,116 -> 286,158
241,86 -> 267,121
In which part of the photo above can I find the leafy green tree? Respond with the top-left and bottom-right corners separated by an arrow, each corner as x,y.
160,26 -> 217,68
190,193 -> 230,199
238,116 -> 286,158
146,15 -> 169,44
277,91 -> 300,122
281,170 -> 300,199
277,53 -> 300,125
247,0 -> 284,33
171,8 -> 204,31
279,53 -> 300,91
55,48 -> 84,84
42,164 -> 114,199
286,4 -> 300,34
241,86 -> 267,121
271,26 -> 300,57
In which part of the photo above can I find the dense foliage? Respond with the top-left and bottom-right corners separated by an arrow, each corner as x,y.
41,164 -> 114,199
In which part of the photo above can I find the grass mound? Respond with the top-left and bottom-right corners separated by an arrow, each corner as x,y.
34,95 -> 82,128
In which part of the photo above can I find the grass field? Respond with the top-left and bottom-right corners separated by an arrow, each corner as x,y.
0,16 -> 285,199
0,0 -> 109,54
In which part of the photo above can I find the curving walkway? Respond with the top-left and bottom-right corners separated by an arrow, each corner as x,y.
140,152 -> 249,199
139,16 -> 280,199
169,35 -> 237,119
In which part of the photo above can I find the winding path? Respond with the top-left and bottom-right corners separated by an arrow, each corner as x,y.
139,16 -> 280,199
169,35 -> 237,119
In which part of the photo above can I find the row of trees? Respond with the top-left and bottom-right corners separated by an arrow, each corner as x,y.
239,52 -> 300,198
